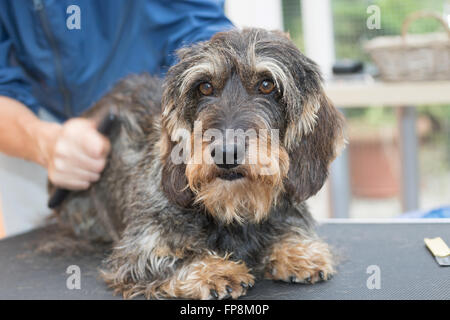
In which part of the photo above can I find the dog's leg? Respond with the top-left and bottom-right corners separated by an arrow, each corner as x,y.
100,221 -> 254,300
264,233 -> 335,284
158,253 -> 255,300
102,248 -> 254,299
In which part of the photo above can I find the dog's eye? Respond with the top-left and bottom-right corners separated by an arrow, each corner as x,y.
259,79 -> 275,94
199,82 -> 213,96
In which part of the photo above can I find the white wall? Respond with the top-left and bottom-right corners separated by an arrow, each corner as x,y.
0,154 -> 48,237
0,108 -> 54,237
301,0 -> 335,77
225,0 -> 283,30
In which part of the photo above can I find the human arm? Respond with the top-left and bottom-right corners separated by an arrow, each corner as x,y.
0,96 -> 110,190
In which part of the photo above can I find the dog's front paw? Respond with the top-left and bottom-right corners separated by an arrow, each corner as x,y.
265,236 -> 335,284
163,254 -> 255,300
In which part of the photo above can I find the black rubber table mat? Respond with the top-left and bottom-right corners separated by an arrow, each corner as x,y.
0,222 -> 449,300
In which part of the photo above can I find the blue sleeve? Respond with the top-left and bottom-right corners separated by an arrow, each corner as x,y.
0,20 -> 40,113
162,0 -> 234,67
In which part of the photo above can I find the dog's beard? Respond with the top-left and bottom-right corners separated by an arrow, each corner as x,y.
185,137 -> 290,224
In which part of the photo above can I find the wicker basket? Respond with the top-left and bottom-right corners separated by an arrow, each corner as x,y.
365,11 -> 450,81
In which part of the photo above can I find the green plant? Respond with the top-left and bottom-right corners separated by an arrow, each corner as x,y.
346,107 -> 396,127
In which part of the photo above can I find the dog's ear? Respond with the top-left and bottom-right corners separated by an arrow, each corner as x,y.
161,161 -> 195,208
161,43 -> 207,139
159,130 -> 195,208
284,91 -> 345,203
280,51 -> 345,203
159,46 -> 201,208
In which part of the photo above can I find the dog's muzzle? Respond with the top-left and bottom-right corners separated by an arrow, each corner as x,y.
211,143 -> 243,170
211,142 -> 246,181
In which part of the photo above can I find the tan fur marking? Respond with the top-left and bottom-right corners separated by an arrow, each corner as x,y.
185,133 -> 290,224
265,235 -> 335,284
153,246 -> 185,259
156,129 -> 171,161
158,254 -> 254,300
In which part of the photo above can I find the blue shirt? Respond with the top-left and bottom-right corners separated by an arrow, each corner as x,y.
0,0 -> 233,120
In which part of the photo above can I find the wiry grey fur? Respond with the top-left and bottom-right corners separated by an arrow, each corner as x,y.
50,28 -> 345,299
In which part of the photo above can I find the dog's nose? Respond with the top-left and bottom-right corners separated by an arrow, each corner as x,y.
211,144 -> 242,170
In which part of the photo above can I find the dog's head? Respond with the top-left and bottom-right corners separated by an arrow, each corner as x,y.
160,28 -> 345,224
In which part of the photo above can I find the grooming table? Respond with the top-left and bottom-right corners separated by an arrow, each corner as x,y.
0,220 -> 449,300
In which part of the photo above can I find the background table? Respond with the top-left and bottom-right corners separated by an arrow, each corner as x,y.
0,220 -> 449,300
325,80 -> 450,218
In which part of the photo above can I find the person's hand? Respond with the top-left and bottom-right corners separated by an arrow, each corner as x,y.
43,118 -> 111,190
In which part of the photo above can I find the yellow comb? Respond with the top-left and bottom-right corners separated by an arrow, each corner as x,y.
424,237 -> 450,266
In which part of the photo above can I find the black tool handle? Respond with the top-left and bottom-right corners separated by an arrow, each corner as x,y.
47,113 -> 118,209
